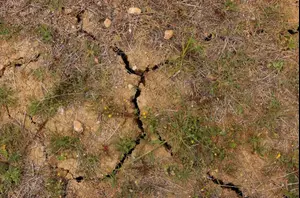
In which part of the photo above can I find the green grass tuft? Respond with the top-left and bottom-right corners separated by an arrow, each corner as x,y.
80,154 -> 99,178
116,138 -> 136,157
50,136 -> 81,154
46,177 -> 64,198
38,24 -> 53,42
0,85 -> 16,107
0,124 -> 24,195
28,71 -> 88,117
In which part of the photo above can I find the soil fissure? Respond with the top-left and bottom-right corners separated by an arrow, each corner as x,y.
105,46 -> 172,177
207,172 -> 246,198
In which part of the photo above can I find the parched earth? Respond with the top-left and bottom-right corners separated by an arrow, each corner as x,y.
0,0 -> 299,198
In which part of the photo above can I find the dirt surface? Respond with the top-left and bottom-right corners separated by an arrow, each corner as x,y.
0,0 -> 299,198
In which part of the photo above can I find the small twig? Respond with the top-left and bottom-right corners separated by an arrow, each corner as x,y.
176,1 -> 201,8
274,171 -> 299,179
22,112 -> 27,132
104,122 -> 122,143
218,37 -> 228,58
131,136 -> 175,163
170,70 -> 181,79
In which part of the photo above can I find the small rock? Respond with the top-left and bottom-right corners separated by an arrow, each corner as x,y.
206,74 -> 217,81
104,18 -> 112,28
73,120 -> 84,133
128,7 -> 142,14
58,106 -> 65,115
132,65 -> 137,70
94,57 -> 99,64
64,8 -> 73,14
128,84 -> 134,89
164,30 -> 174,40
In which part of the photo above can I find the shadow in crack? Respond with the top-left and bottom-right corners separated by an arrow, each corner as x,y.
105,46 -> 172,177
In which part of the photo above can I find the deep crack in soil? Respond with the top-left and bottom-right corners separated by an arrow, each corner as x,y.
207,172 -> 247,198
106,46 -> 172,177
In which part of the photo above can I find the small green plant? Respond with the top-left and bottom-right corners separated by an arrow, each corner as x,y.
168,36 -> 204,75
80,154 -> 99,178
116,181 -> 140,197
85,40 -> 101,65
46,177 -> 64,198
0,166 -> 21,194
224,0 -> 238,11
28,97 -> 61,117
0,21 -> 10,36
0,124 -> 23,195
38,24 -> 53,42
287,36 -> 297,50
0,124 -> 23,160
56,153 -> 67,161
48,0 -> 64,11
0,85 -> 16,107
263,4 -> 280,19
32,68 -> 46,81
165,165 -> 191,181
256,94 -> 281,132
248,134 -> 265,156
268,60 -> 284,72
0,20 -> 21,39
158,112 -> 227,166
50,136 -> 81,154
283,191 -> 298,198
181,37 -> 203,60
116,138 -> 136,156
269,94 -> 280,111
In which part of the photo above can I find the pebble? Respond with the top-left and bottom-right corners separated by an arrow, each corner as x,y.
164,30 -> 174,40
128,84 -> 134,89
64,8 -> 73,14
73,120 -> 84,133
104,18 -> 112,28
128,7 -> 142,14
206,74 -> 217,81
58,106 -> 65,115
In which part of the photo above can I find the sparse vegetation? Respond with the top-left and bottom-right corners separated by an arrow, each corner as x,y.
45,177 -> 64,198
116,138 -> 136,157
0,166 -> 21,194
0,124 -> 24,195
0,0 -> 298,197
0,85 -> 16,107
50,135 -> 81,154
80,154 -> 99,178
0,21 -> 10,36
146,112 -> 225,164
28,71 -> 88,117
224,0 -> 238,12
48,0 -> 64,11
37,24 -> 53,42
0,19 -> 20,39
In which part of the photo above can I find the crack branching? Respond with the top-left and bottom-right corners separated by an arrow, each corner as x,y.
75,10 -> 98,41
0,54 -> 40,77
207,172 -> 247,198
105,46 -> 173,177
106,47 -> 147,177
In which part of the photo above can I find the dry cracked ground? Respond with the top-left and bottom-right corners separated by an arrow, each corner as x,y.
0,0 -> 299,198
